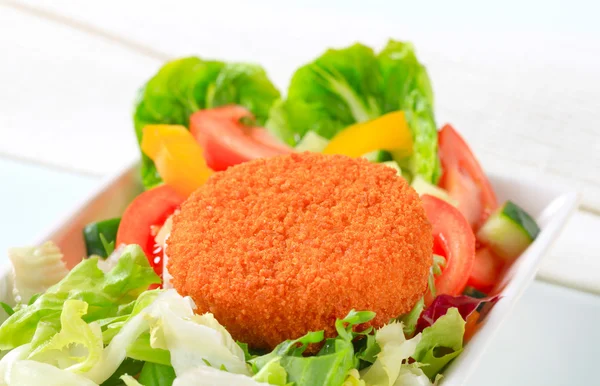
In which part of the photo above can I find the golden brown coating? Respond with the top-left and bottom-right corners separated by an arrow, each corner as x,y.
167,152 -> 432,350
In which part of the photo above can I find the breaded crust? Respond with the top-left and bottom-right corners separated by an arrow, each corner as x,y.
167,152 -> 432,350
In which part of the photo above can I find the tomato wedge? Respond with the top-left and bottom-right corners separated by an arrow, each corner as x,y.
438,124 -> 498,229
116,185 -> 185,277
463,310 -> 481,342
467,247 -> 504,293
422,194 -> 476,303
190,105 -> 292,171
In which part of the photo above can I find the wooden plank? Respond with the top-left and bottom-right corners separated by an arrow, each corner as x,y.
5,0 -> 600,210
0,4 -> 160,175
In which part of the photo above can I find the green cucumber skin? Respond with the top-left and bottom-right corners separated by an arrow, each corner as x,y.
463,286 -> 488,299
83,218 -> 121,258
502,200 -> 540,240
477,201 -> 540,261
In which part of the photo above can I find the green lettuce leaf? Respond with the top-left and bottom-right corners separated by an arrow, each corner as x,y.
137,362 -> 176,386
98,289 -> 162,344
0,245 -> 160,351
355,333 -> 380,369
377,41 -> 433,114
267,39 -> 440,182
412,308 -> 465,379
401,90 -> 440,183
250,310 -> 375,386
399,298 -> 425,337
267,43 -> 381,144
377,40 -> 440,184
27,300 -> 103,373
133,57 -> 280,189
251,358 -> 289,386
100,358 -> 144,386
120,374 -> 143,386
249,330 -> 324,372
361,322 -> 421,386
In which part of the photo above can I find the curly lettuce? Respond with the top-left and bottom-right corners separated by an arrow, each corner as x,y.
0,250 -> 466,385
0,245 -> 160,351
27,300 -> 103,373
361,322 -> 422,386
412,308 -> 465,379
0,287 -> 253,384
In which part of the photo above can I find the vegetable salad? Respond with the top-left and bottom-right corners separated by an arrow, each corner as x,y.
0,39 -> 541,386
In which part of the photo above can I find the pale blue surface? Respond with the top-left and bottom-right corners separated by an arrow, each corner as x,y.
0,158 -> 599,385
0,157 -> 97,261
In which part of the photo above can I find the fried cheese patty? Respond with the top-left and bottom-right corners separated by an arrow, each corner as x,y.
167,152 -> 432,349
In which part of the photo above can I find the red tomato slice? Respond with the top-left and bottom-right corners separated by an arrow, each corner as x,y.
438,124 -> 498,229
467,247 -> 504,293
442,167 -> 482,228
422,194 -> 476,303
116,185 -> 185,277
190,105 -> 292,171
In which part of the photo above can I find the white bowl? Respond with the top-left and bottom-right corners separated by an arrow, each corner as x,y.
443,175 -> 578,385
0,163 -> 579,385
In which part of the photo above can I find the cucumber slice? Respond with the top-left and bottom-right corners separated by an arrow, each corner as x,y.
362,150 -> 393,163
381,161 -> 402,176
83,218 -> 121,258
295,131 -> 329,152
411,175 -> 458,207
477,201 -> 540,261
463,286 -> 488,299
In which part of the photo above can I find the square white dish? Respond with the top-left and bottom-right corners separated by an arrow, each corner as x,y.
0,162 -> 578,385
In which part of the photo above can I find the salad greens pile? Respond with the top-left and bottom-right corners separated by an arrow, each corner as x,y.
0,39 -> 474,385
133,58 -> 281,189
0,243 -> 466,386
133,39 -> 440,189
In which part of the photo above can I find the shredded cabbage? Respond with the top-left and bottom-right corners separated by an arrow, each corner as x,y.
361,322 -> 427,386
8,241 -> 67,304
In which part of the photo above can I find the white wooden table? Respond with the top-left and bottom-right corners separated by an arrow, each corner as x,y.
1,1 -> 599,384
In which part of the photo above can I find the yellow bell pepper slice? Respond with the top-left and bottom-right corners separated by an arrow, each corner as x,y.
141,125 -> 213,196
323,111 -> 413,158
